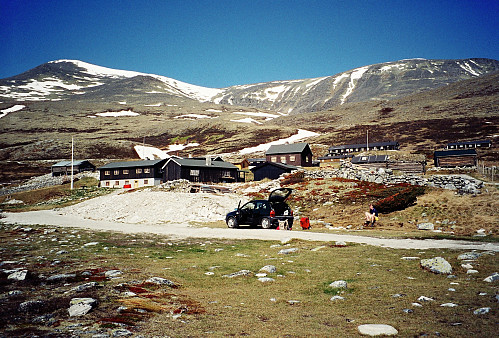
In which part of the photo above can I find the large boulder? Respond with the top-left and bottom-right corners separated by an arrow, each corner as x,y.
420,257 -> 453,274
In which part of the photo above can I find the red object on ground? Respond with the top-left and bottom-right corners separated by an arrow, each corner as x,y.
300,217 -> 310,230
123,184 -> 131,188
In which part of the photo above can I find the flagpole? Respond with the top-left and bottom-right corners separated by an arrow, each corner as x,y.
71,137 -> 74,190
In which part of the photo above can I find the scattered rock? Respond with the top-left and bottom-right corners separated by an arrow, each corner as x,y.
483,272 -> 499,283
287,300 -> 300,305
112,329 -> 133,337
260,265 -> 277,273
334,241 -> 347,247
19,300 -> 44,312
311,245 -> 326,251
278,248 -> 298,255
105,270 -> 123,278
466,269 -> 479,274
329,280 -> 348,289
401,257 -> 420,260
46,273 -> 77,281
330,296 -> 345,301
441,303 -> 458,307
258,277 -> 275,283
420,257 -> 453,274
70,282 -> 99,293
68,298 -> 97,317
357,324 -> 398,336
417,296 -> 434,302
417,223 -> 434,230
222,270 -> 252,278
461,263 -> 473,270
145,277 -> 178,288
8,269 -> 28,281
473,307 -> 491,315
458,252 -> 481,260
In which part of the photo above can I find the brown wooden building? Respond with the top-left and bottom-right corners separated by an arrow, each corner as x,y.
99,159 -> 167,188
433,149 -> 477,167
52,160 -> 96,177
162,157 -> 239,183
265,143 -> 313,167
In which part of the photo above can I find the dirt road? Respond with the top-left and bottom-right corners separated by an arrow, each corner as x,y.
3,209 -> 498,252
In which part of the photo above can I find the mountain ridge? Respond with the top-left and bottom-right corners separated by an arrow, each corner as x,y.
1,58 -> 498,114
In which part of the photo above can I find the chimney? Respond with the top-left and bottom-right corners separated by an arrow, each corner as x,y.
206,156 -> 212,166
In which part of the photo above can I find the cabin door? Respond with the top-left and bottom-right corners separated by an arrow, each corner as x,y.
134,180 -> 139,188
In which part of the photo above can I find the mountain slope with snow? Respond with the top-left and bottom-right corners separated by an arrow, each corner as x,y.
1,58 -> 498,114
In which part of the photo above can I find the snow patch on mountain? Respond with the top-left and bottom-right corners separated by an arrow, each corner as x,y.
341,66 -> 369,104
174,114 -> 215,120
230,117 -> 263,125
95,110 -> 139,117
0,104 -> 25,118
238,129 -> 319,155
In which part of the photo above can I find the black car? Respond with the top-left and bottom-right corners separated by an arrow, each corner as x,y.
226,188 -> 294,229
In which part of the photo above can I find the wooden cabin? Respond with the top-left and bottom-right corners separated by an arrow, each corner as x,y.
446,140 -> 491,150
162,157 -> 239,183
433,149 -> 477,167
327,141 -> 399,156
266,143 -> 313,167
99,159 -> 166,188
251,162 -> 298,181
51,160 -> 96,177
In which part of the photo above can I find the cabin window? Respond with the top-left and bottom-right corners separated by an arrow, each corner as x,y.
136,168 -> 142,174
125,180 -> 130,185
280,156 -> 286,163
105,181 -> 110,186
105,171 -> 110,175
289,155 -> 296,161
144,168 -> 151,173
190,169 -> 200,176
114,170 -> 119,175
123,170 -> 129,175
222,170 -> 231,177
271,156 -> 277,162
115,181 -> 119,186
144,179 -> 148,185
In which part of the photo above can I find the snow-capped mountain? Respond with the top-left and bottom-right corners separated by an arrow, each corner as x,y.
1,58 -> 498,113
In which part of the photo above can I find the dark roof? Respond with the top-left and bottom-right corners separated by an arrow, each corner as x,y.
329,141 -> 398,151
52,160 -> 93,167
164,158 -> 237,169
250,161 -> 298,172
447,139 -> 491,146
99,159 -> 166,170
351,155 -> 389,164
318,154 -> 354,160
266,143 -> 310,155
434,149 -> 477,157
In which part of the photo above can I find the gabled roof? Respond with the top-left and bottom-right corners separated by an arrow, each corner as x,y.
434,149 -> 477,157
250,161 -> 298,172
99,159 -> 166,170
163,158 -> 237,169
351,155 -> 389,164
52,160 -> 92,167
329,141 -> 399,151
266,142 -> 310,155
447,139 -> 491,146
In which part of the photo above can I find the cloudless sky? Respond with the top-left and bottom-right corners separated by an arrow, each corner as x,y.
1,0 -> 498,88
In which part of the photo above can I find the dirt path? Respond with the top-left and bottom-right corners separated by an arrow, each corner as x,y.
3,210 -> 498,252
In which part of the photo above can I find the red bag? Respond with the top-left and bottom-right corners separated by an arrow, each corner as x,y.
300,217 -> 310,230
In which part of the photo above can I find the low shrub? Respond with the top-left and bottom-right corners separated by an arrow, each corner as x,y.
375,186 -> 426,213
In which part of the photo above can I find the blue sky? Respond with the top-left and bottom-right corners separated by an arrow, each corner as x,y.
1,0 -> 498,88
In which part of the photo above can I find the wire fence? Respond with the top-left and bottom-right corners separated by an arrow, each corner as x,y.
477,161 -> 497,182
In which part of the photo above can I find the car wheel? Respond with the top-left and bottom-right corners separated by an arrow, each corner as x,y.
261,217 -> 272,229
227,217 -> 238,228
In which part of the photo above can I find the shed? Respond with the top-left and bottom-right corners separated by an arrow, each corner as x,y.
99,159 -> 166,188
266,142 -> 313,167
163,157 -> 239,183
433,149 -> 477,167
51,160 -> 96,177
251,162 -> 298,181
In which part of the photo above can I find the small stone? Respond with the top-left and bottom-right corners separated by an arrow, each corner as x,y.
105,270 -> 122,278
70,282 -> 99,293
204,272 -> 215,276
222,270 -> 252,278
83,242 -> 99,247
412,303 -> 423,307
402,309 -> 413,313
311,246 -> 326,251
417,223 -> 434,230
258,277 -> 275,283
418,296 -> 434,302
334,241 -> 347,247
56,250 -> 69,255
330,296 -> 345,301
112,329 -> 133,337
461,264 -> 473,270
448,288 -> 456,292
402,257 -> 420,260
467,269 -> 479,274
287,300 -> 300,305
278,248 -> 298,255
260,265 -> 277,273
441,303 -> 458,307
483,272 -> 499,282
145,277 -> 178,287
69,303 -> 92,317
458,252 -> 481,260
358,324 -> 398,336
46,273 -> 76,281
8,269 -> 28,281
473,307 -> 491,315
235,253 -> 250,257
19,300 -> 44,312
329,280 -> 348,289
